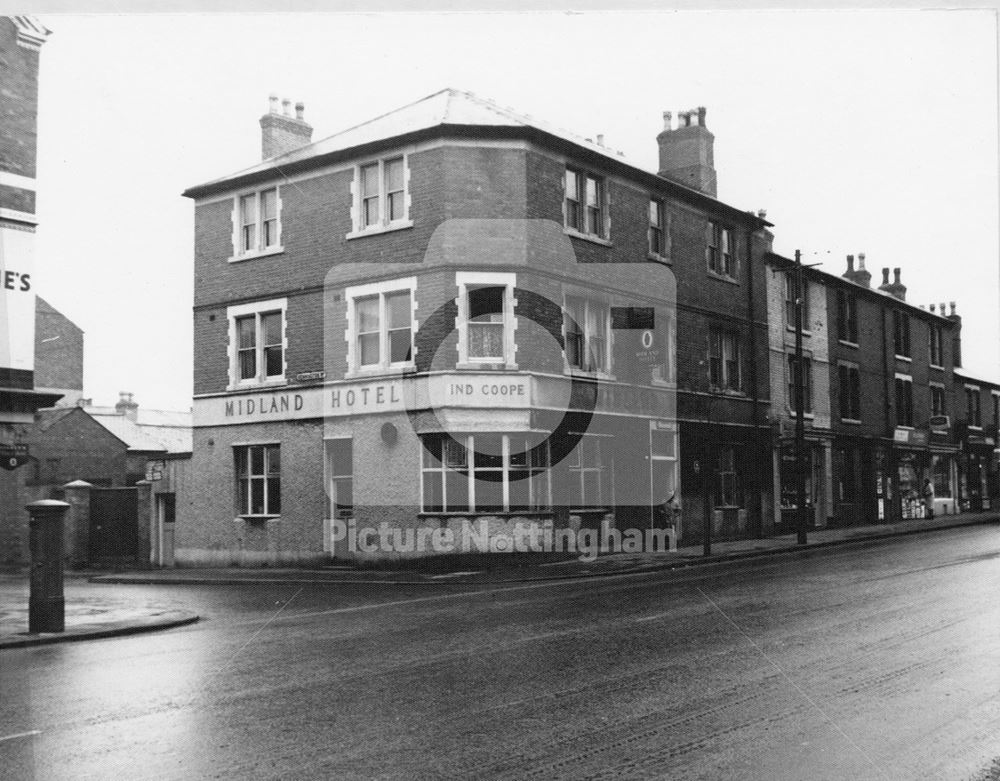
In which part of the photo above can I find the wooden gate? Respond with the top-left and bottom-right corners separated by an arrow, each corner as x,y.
89,487 -> 139,564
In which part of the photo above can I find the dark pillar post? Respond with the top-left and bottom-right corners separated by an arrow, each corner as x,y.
27,500 -> 69,633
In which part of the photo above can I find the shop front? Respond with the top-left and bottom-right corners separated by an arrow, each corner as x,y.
958,432 -> 996,512
776,437 -> 831,530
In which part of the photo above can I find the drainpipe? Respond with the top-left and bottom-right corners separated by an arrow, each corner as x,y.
745,226 -> 762,538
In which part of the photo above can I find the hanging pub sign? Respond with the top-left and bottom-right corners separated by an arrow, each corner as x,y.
0,443 -> 29,470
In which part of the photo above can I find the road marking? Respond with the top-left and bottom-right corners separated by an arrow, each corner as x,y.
635,612 -> 672,623
0,730 -> 41,743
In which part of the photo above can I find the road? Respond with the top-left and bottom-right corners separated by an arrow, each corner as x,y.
2,523 -> 1000,780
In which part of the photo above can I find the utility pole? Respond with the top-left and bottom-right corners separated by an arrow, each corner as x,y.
794,250 -> 808,545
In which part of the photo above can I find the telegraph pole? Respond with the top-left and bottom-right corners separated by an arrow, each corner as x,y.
794,250 -> 808,545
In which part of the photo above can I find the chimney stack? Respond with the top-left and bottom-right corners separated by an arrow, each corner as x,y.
883,267 -> 907,301
116,391 -> 139,422
843,253 -> 872,288
656,105 -> 717,197
260,94 -> 313,161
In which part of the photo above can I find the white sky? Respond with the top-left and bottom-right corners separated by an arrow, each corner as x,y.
27,9 -> 1000,411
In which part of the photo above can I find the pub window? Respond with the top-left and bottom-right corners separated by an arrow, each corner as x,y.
235,444 -> 280,517
353,156 -> 408,233
565,168 -> 606,239
564,295 -> 610,373
228,298 -> 287,387
325,439 -> 353,519
234,187 -> 280,258
457,272 -> 515,366
345,279 -> 416,374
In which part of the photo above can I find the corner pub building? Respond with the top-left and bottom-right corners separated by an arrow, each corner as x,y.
180,90 -> 768,564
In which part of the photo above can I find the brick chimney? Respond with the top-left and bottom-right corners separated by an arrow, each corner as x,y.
842,252 -> 872,288
884,267 -> 907,301
656,107 -> 717,197
116,391 -> 138,422
947,301 -> 962,367
260,95 -> 313,161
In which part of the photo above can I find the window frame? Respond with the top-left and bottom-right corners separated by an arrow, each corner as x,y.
234,443 -> 281,518
419,433 -> 551,514
566,435 -> 612,510
231,186 -> 282,261
893,310 -> 911,359
563,166 -> 609,243
344,278 -> 417,376
648,197 -> 669,259
895,373 -> 914,429
563,293 -> 612,376
785,273 -> 811,333
838,361 -> 861,422
930,382 -> 946,418
706,222 -> 736,279
965,385 -> 982,429
347,154 -> 412,238
837,290 -> 859,345
929,323 -> 944,368
787,353 -> 813,415
324,438 -> 354,520
708,328 -> 742,392
456,271 -> 517,368
227,298 -> 288,389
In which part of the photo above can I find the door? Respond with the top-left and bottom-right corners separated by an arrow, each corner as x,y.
89,487 -> 139,563
157,493 -> 176,567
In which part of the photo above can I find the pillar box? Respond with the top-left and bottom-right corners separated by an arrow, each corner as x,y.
27,499 -> 69,633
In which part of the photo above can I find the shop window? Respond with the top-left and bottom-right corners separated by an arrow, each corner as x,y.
708,329 -> 741,392
564,168 -> 606,239
779,446 -> 813,515
564,295 -> 610,374
893,311 -> 911,358
345,279 -> 415,374
787,354 -> 813,414
420,433 -> 549,513
839,363 -> 861,421
567,436 -> 609,509
227,298 -> 287,388
233,187 -> 280,259
717,446 -> 742,508
836,290 -> 858,344
350,156 -> 409,235
235,444 -> 280,517
706,222 -> 735,278
784,274 -> 810,332
895,375 -> 914,428
932,455 -> 952,498
325,439 -> 353,519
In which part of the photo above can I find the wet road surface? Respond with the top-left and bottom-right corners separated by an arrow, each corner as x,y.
2,523 -> 999,780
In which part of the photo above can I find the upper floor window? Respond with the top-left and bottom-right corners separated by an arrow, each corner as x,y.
966,386 -> 982,428
564,295 -> 610,374
234,187 -> 280,259
839,363 -> 861,421
709,329 -> 741,392
787,354 -> 813,414
931,384 -> 946,417
706,222 -> 734,278
235,444 -> 280,518
227,298 -> 287,387
349,156 -> 410,236
564,168 -> 606,239
993,393 -> 1000,430
895,375 -> 914,428
929,323 -> 944,367
457,272 -> 516,367
345,278 -> 415,374
837,290 -> 858,344
648,198 -> 667,257
893,310 -> 911,358
784,274 -> 810,332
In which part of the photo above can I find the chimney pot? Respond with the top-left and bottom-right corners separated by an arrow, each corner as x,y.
282,98 -> 292,117
757,208 -> 767,219
596,133 -> 604,146
260,96 -> 314,160
662,111 -> 672,131
950,302 -> 956,315
881,267 -> 890,285
268,94 -> 279,113
846,254 -> 855,272
930,304 -> 936,314
893,267 -> 901,284
656,104 -> 717,196
697,106 -> 707,127
295,101 -> 305,121
858,252 -> 866,269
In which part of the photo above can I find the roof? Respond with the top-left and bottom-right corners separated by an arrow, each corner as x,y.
183,88 -> 768,227
765,252 -> 956,324
35,407 -> 78,433
954,371 -> 1000,390
90,415 -> 172,453
85,406 -> 193,454
10,16 -> 51,49
86,406 -> 191,428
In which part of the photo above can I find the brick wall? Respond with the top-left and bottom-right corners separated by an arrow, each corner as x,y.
0,19 -> 41,181
34,296 -> 84,398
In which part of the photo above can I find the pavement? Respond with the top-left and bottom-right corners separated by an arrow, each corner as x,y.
89,507 -> 1000,586
0,585 -> 199,649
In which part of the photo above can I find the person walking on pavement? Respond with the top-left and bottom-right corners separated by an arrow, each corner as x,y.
922,478 -> 935,519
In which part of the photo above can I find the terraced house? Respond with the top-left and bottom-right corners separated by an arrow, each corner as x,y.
181,89 -> 771,564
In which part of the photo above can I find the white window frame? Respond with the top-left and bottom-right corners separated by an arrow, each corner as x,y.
930,381 -> 946,418
234,442 -> 281,519
324,437 -> 354,521
707,221 -> 735,279
895,372 -> 915,429
709,328 -> 741,392
838,360 -> 862,423
567,434 -> 613,510
227,298 -> 288,389
648,197 -> 670,260
419,433 -> 551,513
786,351 -> 814,416
562,292 -> 613,377
929,323 -> 944,369
230,186 -> 282,261
563,166 -> 611,245
456,271 -> 517,369
344,277 -> 417,376
346,154 -> 413,239
965,384 -> 982,430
